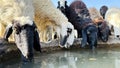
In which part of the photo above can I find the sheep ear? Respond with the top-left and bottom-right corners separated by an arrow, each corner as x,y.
57,1 -> 60,7
3,24 -> 13,41
32,22 -> 41,52
65,1 -> 67,5
33,28 -> 41,53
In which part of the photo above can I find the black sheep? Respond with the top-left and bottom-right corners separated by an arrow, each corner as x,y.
57,0 -> 98,49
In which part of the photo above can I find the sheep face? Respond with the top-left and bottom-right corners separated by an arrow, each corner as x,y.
13,20 -> 41,62
60,23 -> 75,48
87,26 -> 98,49
57,0 -> 67,14
98,22 -> 110,42
81,25 -> 98,49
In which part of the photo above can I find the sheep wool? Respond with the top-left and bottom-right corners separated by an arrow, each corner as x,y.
0,0 -> 34,41
105,7 -> 120,37
105,7 -> 120,28
33,0 -> 71,42
89,7 -> 103,24
0,0 -> 75,45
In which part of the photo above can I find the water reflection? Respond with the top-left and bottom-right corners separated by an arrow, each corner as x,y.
1,48 -> 120,68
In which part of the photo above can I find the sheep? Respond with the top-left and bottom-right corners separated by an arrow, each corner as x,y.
0,0 -> 42,62
57,0 -> 78,38
89,7 -> 110,42
0,0 -> 34,41
105,7 -> 120,39
33,0 -> 75,48
0,0 -> 74,59
0,0 -> 74,46
58,0 -> 98,49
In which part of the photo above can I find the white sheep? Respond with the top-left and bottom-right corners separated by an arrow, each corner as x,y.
105,7 -> 120,39
0,0 -> 75,48
0,0 -> 34,41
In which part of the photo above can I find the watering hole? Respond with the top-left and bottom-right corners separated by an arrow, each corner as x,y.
0,47 -> 120,68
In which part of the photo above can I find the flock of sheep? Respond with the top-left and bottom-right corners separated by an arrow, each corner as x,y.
0,0 -> 120,62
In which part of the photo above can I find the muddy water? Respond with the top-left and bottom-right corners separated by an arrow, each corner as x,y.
0,48 -> 120,68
